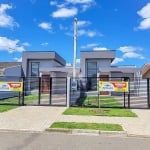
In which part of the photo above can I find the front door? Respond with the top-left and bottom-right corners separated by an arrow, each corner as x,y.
41,75 -> 50,93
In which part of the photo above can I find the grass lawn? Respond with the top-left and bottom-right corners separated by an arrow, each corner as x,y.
77,96 -> 122,108
0,94 -> 39,112
63,107 -> 137,117
50,122 -> 123,131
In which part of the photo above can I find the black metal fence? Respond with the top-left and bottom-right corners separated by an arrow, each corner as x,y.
0,76 -> 67,106
70,77 -> 150,109
0,76 -> 150,109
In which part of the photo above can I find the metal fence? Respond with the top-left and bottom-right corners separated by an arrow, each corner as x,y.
0,76 -> 67,106
0,76 -> 22,105
70,77 -> 150,109
0,76 -> 150,109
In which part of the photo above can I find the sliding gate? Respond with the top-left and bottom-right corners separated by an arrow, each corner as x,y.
23,77 -> 67,106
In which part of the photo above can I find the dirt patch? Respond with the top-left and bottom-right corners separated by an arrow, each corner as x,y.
90,109 -> 109,114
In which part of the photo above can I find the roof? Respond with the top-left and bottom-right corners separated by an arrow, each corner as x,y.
22,51 -> 66,66
0,62 -> 21,69
99,66 -> 141,73
141,62 -> 150,78
80,50 -> 115,62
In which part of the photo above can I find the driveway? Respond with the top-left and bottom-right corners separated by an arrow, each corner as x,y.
0,106 -> 66,131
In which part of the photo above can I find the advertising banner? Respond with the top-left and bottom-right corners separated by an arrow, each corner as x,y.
0,82 -> 23,92
99,81 -> 128,92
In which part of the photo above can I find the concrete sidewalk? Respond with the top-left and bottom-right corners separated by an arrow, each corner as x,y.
0,106 -> 150,137
56,109 -> 150,137
0,106 -> 66,131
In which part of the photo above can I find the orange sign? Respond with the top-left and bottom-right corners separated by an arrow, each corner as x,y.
99,81 -> 128,92
0,82 -> 23,92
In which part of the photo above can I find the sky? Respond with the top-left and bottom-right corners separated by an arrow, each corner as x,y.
0,0 -> 150,67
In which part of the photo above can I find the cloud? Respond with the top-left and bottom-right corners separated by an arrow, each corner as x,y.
59,24 -> 69,30
66,0 -> 94,4
0,36 -> 25,52
118,46 -> 142,53
66,63 -> 72,66
52,7 -> 78,18
14,57 -> 22,62
78,29 -> 103,37
76,58 -> 80,64
22,42 -> 30,46
118,46 -> 144,59
41,42 -> 48,46
38,22 -> 52,31
137,3 -> 150,30
93,47 -> 108,51
111,57 -> 124,65
50,0 -> 95,17
0,4 -> 19,28
66,0 -> 95,11
49,1 -> 58,6
77,20 -> 91,27
81,43 -> 99,49
123,52 -> 144,59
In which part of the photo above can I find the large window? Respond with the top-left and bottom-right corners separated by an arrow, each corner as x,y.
31,62 -> 39,77
87,62 -> 97,77
86,62 -> 97,90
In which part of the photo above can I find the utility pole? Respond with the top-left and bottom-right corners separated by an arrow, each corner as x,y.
73,18 -> 77,80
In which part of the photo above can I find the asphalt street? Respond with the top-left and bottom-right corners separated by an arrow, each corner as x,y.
0,131 -> 150,150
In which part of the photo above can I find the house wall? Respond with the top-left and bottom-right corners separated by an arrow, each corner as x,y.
80,51 -> 115,77
111,72 -> 134,79
27,59 -> 62,76
85,59 -> 112,77
22,51 -> 66,77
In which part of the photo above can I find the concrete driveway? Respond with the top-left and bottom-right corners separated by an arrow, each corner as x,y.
0,106 -> 66,131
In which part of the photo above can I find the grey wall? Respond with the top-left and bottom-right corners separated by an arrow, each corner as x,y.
22,51 -> 66,77
80,51 -> 115,77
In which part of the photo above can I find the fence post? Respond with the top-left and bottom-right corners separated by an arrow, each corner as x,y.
49,77 -> 52,105
67,77 -> 71,107
147,78 -> 150,109
18,77 -> 21,105
38,77 -> 41,105
127,77 -> 130,109
124,92 -> 126,108
22,77 -> 25,106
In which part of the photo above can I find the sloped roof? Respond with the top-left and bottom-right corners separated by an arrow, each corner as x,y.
142,62 -> 150,78
0,62 -> 21,69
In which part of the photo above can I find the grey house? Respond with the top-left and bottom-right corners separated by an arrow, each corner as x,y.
80,50 -> 141,91
22,51 -> 69,93
80,50 -> 141,78
0,49 -> 146,98
22,51 -> 67,78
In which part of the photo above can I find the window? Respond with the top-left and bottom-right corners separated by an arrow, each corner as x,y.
87,62 -> 97,77
86,62 -> 97,90
31,62 -> 39,77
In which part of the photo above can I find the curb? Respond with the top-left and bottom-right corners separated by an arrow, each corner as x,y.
127,134 -> 150,138
46,128 -> 127,136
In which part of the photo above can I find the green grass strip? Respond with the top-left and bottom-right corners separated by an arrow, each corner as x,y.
0,94 -> 39,112
50,122 -> 123,131
63,108 -> 137,117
